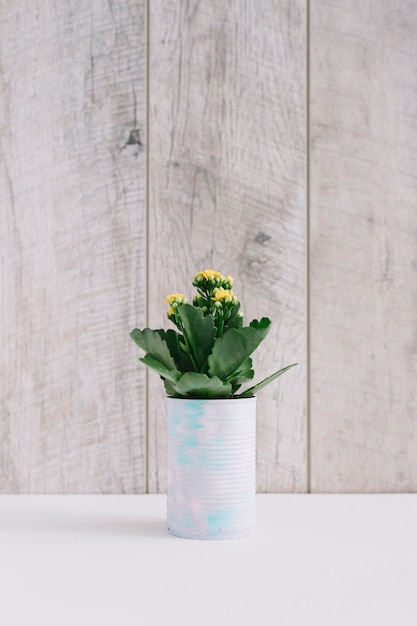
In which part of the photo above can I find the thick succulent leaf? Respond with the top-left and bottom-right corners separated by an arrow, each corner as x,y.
158,328 -> 194,373
130,328 -> 149,350
249,317 -> 272,331
238,363 -> 298,398
164,379 -> 182,397
228,357 -> 254,387
177,304 -> 216,372
229,357 -> 254,394
139,355 -> 181,383
208,319 -> 271,381
170,372 -> 232,399
130,328 -> 176,370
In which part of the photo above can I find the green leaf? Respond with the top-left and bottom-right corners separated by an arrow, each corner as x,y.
228,357 -> 254,392
249,317 -> 272,331
139,355 -> 181,383
158,329 -> 194,373
130,328 -> 148,350
130,328 -> 176,368
164,379 -> 182,397
208,319 -> 271,381
238,363 -> 298,398
177,304 -> 216,373
170,372 -> 233,399
130,328 -> 181,383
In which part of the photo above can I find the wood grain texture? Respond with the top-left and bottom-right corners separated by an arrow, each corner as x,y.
148,0 -> 307,492
310,0 -> 417,491
0,1 -> 147,492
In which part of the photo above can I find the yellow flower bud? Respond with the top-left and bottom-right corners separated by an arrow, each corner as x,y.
165,293 -> 187,317
224,275 -> 234,288
165,293 -> 187,306
212,289 -> 237,305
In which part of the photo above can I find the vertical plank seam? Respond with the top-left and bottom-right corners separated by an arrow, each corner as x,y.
145,0 -> 150,494
306,0 -> 311,494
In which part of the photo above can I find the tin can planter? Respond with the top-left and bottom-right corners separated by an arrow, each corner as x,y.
167,397 -> 256,540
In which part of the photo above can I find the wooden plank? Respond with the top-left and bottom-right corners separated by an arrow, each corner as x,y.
148,0 -> 307,492
310,0 -> 417,491
0,1 -> 147,492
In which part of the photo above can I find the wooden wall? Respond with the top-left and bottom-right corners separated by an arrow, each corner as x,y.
310,0 -> 417,491
148,0 -> 307,493
0,0 -> 147,493
1,0 -> 416,493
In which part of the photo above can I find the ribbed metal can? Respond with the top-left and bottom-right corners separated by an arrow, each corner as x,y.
167,397 -> 256,540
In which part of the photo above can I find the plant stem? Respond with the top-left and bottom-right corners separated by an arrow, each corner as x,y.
184,337 -> 200,372
176,315 -> 200,372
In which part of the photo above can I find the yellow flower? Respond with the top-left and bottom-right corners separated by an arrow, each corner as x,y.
165,293 -> 187,304
165,294 -> 187,315
212,289 -> 237,305
193,269 -> 222,284
193,270 -> 234,290
203,269 -> 222,281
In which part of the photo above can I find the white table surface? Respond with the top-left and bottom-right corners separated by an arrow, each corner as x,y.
1,494 -> 416,626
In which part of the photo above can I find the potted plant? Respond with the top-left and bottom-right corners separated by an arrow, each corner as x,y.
130,270 -> 297,539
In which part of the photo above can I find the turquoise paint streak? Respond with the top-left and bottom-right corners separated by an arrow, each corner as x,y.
170,399 -> 206,465
169,399 -> 206,432
207,510 -> 234,536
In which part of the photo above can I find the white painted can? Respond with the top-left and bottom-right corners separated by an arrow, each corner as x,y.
167,397 -> 256,540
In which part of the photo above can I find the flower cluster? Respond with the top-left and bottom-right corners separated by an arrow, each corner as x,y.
167,270 -> 241,338
165,293 -> 187,323
193,270 -> 234,293
212,288 -> 237,307
130,269 -> 297,399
